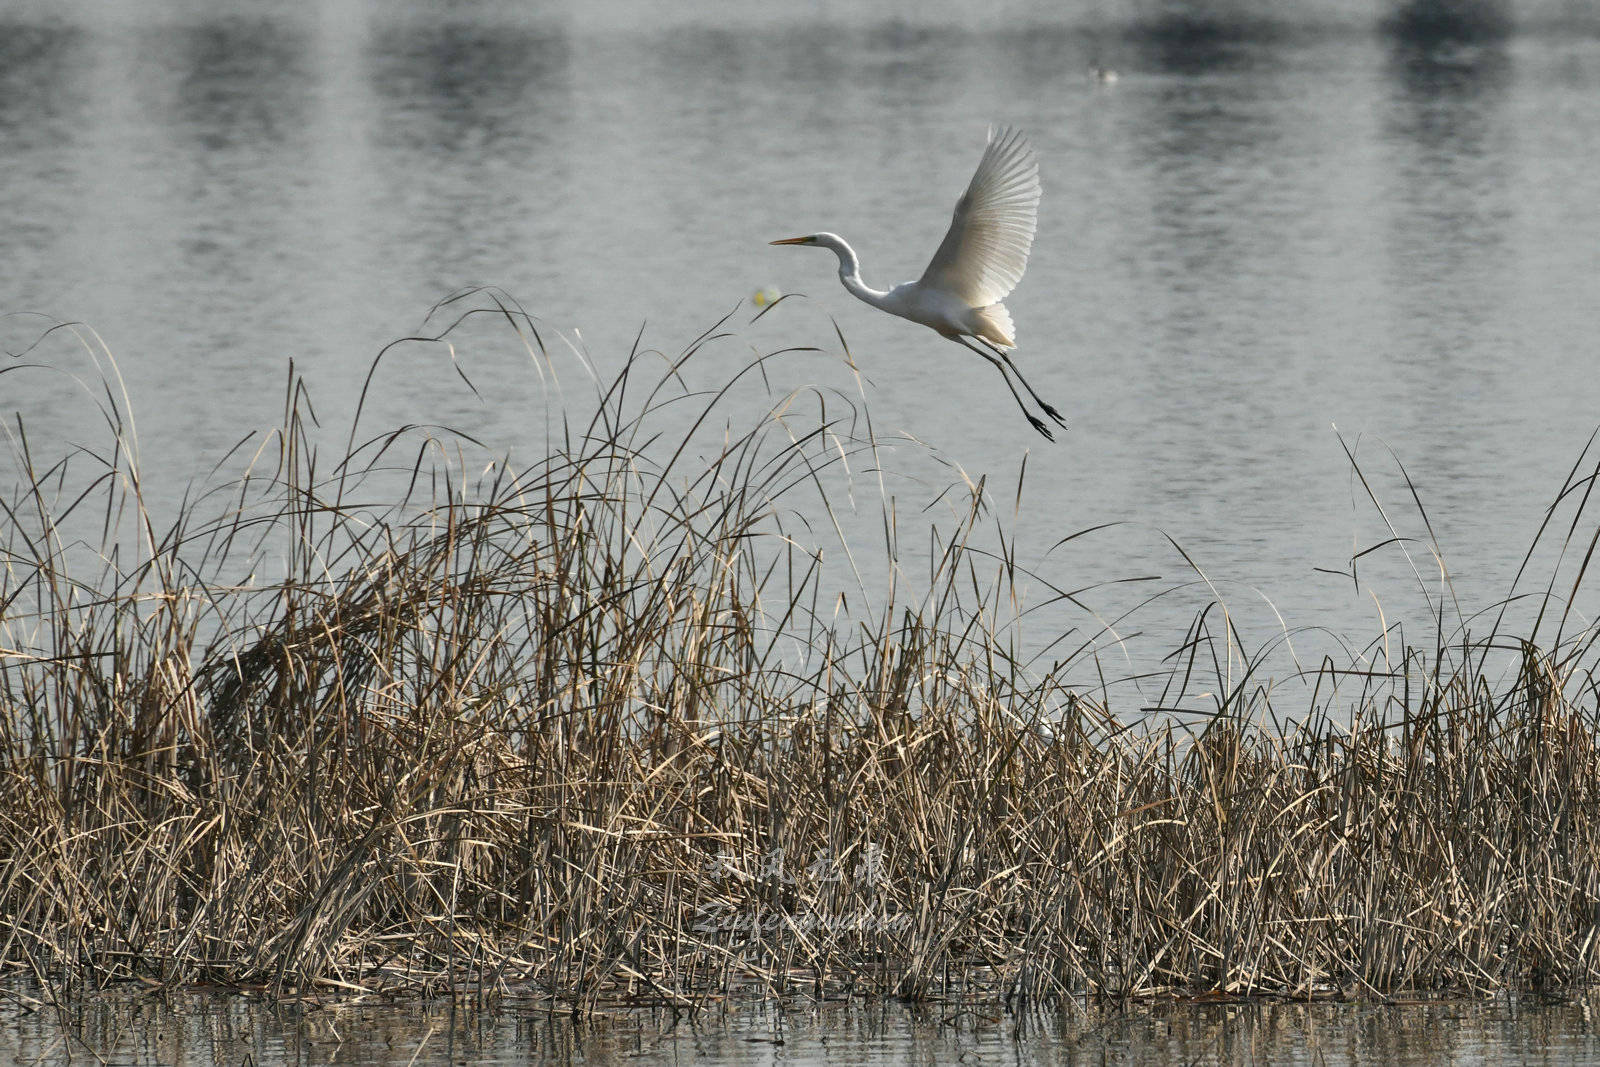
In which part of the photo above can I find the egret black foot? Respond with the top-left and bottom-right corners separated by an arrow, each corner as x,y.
1040,401 -> 1068,428
1028,414 -> 1055,441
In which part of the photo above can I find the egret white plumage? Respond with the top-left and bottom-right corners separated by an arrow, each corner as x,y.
771,126 -> 1065,440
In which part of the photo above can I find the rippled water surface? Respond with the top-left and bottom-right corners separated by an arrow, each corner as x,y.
4,1 -> 1600,673
5,990 -> 1600,1066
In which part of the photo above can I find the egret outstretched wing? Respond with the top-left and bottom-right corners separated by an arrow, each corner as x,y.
917,126 -> 1040,308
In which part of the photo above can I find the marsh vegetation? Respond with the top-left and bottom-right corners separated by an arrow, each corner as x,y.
3,294 -> 1599,1012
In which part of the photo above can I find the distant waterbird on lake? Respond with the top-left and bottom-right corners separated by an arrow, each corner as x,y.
770,126 -> 1065,440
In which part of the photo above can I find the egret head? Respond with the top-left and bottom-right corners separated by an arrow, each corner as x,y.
770,232 -> 849,254
769,232 -> 860,279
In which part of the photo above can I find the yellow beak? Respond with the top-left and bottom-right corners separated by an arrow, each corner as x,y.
769,236 -> 810,245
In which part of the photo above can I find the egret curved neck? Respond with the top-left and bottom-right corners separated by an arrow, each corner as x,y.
821,238 -> 888,307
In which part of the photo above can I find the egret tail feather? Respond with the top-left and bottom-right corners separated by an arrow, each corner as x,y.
973,303 -> 1015,348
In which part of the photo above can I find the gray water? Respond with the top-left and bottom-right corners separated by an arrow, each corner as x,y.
9,3 -> 1600,685
7,1 -> 1600,670
6,988 -> 1600,1066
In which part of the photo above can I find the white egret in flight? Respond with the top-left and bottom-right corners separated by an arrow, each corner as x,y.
771,126 -> 1064,440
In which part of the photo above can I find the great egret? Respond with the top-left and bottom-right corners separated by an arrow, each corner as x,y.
771,126 -> 1065,440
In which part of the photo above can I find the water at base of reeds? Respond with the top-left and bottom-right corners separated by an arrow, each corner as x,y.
4,985 -> 1600,1065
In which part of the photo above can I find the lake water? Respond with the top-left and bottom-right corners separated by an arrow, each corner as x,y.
5,988 -> 1600,1066
5,3 -> 1600,681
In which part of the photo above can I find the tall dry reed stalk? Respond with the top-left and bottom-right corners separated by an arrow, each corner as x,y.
2,292 -> 1599,1010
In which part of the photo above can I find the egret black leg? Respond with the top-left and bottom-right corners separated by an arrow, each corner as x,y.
976,338 -> 1067,429
953,336 -> 1054,441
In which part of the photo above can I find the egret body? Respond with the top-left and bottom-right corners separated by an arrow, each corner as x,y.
771,126 -> 1065,440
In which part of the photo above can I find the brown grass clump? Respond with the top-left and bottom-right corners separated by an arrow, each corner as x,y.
3,293 -> 1600,1010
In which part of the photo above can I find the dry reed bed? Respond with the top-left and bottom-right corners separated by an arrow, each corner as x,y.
3,298 -> 1600,1008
